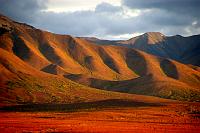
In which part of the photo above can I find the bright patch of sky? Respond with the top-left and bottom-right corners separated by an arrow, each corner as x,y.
102,33 -> 143,40
46,0 -> 121,12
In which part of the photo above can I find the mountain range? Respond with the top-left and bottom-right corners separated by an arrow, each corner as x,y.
0,14 -> 200,105
82,32 -> 200,67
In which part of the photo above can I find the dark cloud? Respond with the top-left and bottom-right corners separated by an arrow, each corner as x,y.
0,0 -> 199,39
123,0 -> 200,9
121,0 -> 200,36
0,0 -> 46,23
138,9 -> 193,27
122,0 -> 200,18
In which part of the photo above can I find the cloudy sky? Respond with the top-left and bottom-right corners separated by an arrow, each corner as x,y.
0,0 -> 200,40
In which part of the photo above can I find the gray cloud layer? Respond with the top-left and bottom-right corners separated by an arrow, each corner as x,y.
95,2 -> 121,13
0,0 -> 46,23
0,0 -> 199,39
123,0 -> 200,17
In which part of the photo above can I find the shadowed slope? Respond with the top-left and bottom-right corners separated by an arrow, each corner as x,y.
66,74 -> 200,101
84,32 -> 200,66
160,59 -> 178,79
96,46 -> 138,79
41,64 -> 69,75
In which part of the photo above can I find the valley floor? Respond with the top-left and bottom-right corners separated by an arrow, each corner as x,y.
0,102 -> 200,133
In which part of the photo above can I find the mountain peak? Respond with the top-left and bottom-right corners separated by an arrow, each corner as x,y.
143,32 -> 165,36
140,32 -> 165,44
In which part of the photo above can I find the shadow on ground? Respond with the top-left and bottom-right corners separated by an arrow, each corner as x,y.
0,99 -> 163,112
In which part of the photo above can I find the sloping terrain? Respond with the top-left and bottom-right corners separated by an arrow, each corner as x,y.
1,47 -> 172,105
0,14 -> 200,103
83,32 -> 200,66
65,55 -> 200,101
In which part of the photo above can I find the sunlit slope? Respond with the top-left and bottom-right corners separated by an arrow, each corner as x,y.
0,15 -> 137,80
1,48 -> 173,104
0,14 -> 200,102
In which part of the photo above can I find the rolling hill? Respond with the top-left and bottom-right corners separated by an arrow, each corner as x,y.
0,14 -> 200,103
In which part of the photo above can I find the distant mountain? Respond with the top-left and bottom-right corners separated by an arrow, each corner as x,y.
0,14 -> 200,103
82,32 -> 200,66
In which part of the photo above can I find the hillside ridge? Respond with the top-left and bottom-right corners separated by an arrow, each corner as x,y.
0,14 -> 200,102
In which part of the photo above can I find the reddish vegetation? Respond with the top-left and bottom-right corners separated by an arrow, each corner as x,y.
0,103 -> 200,133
